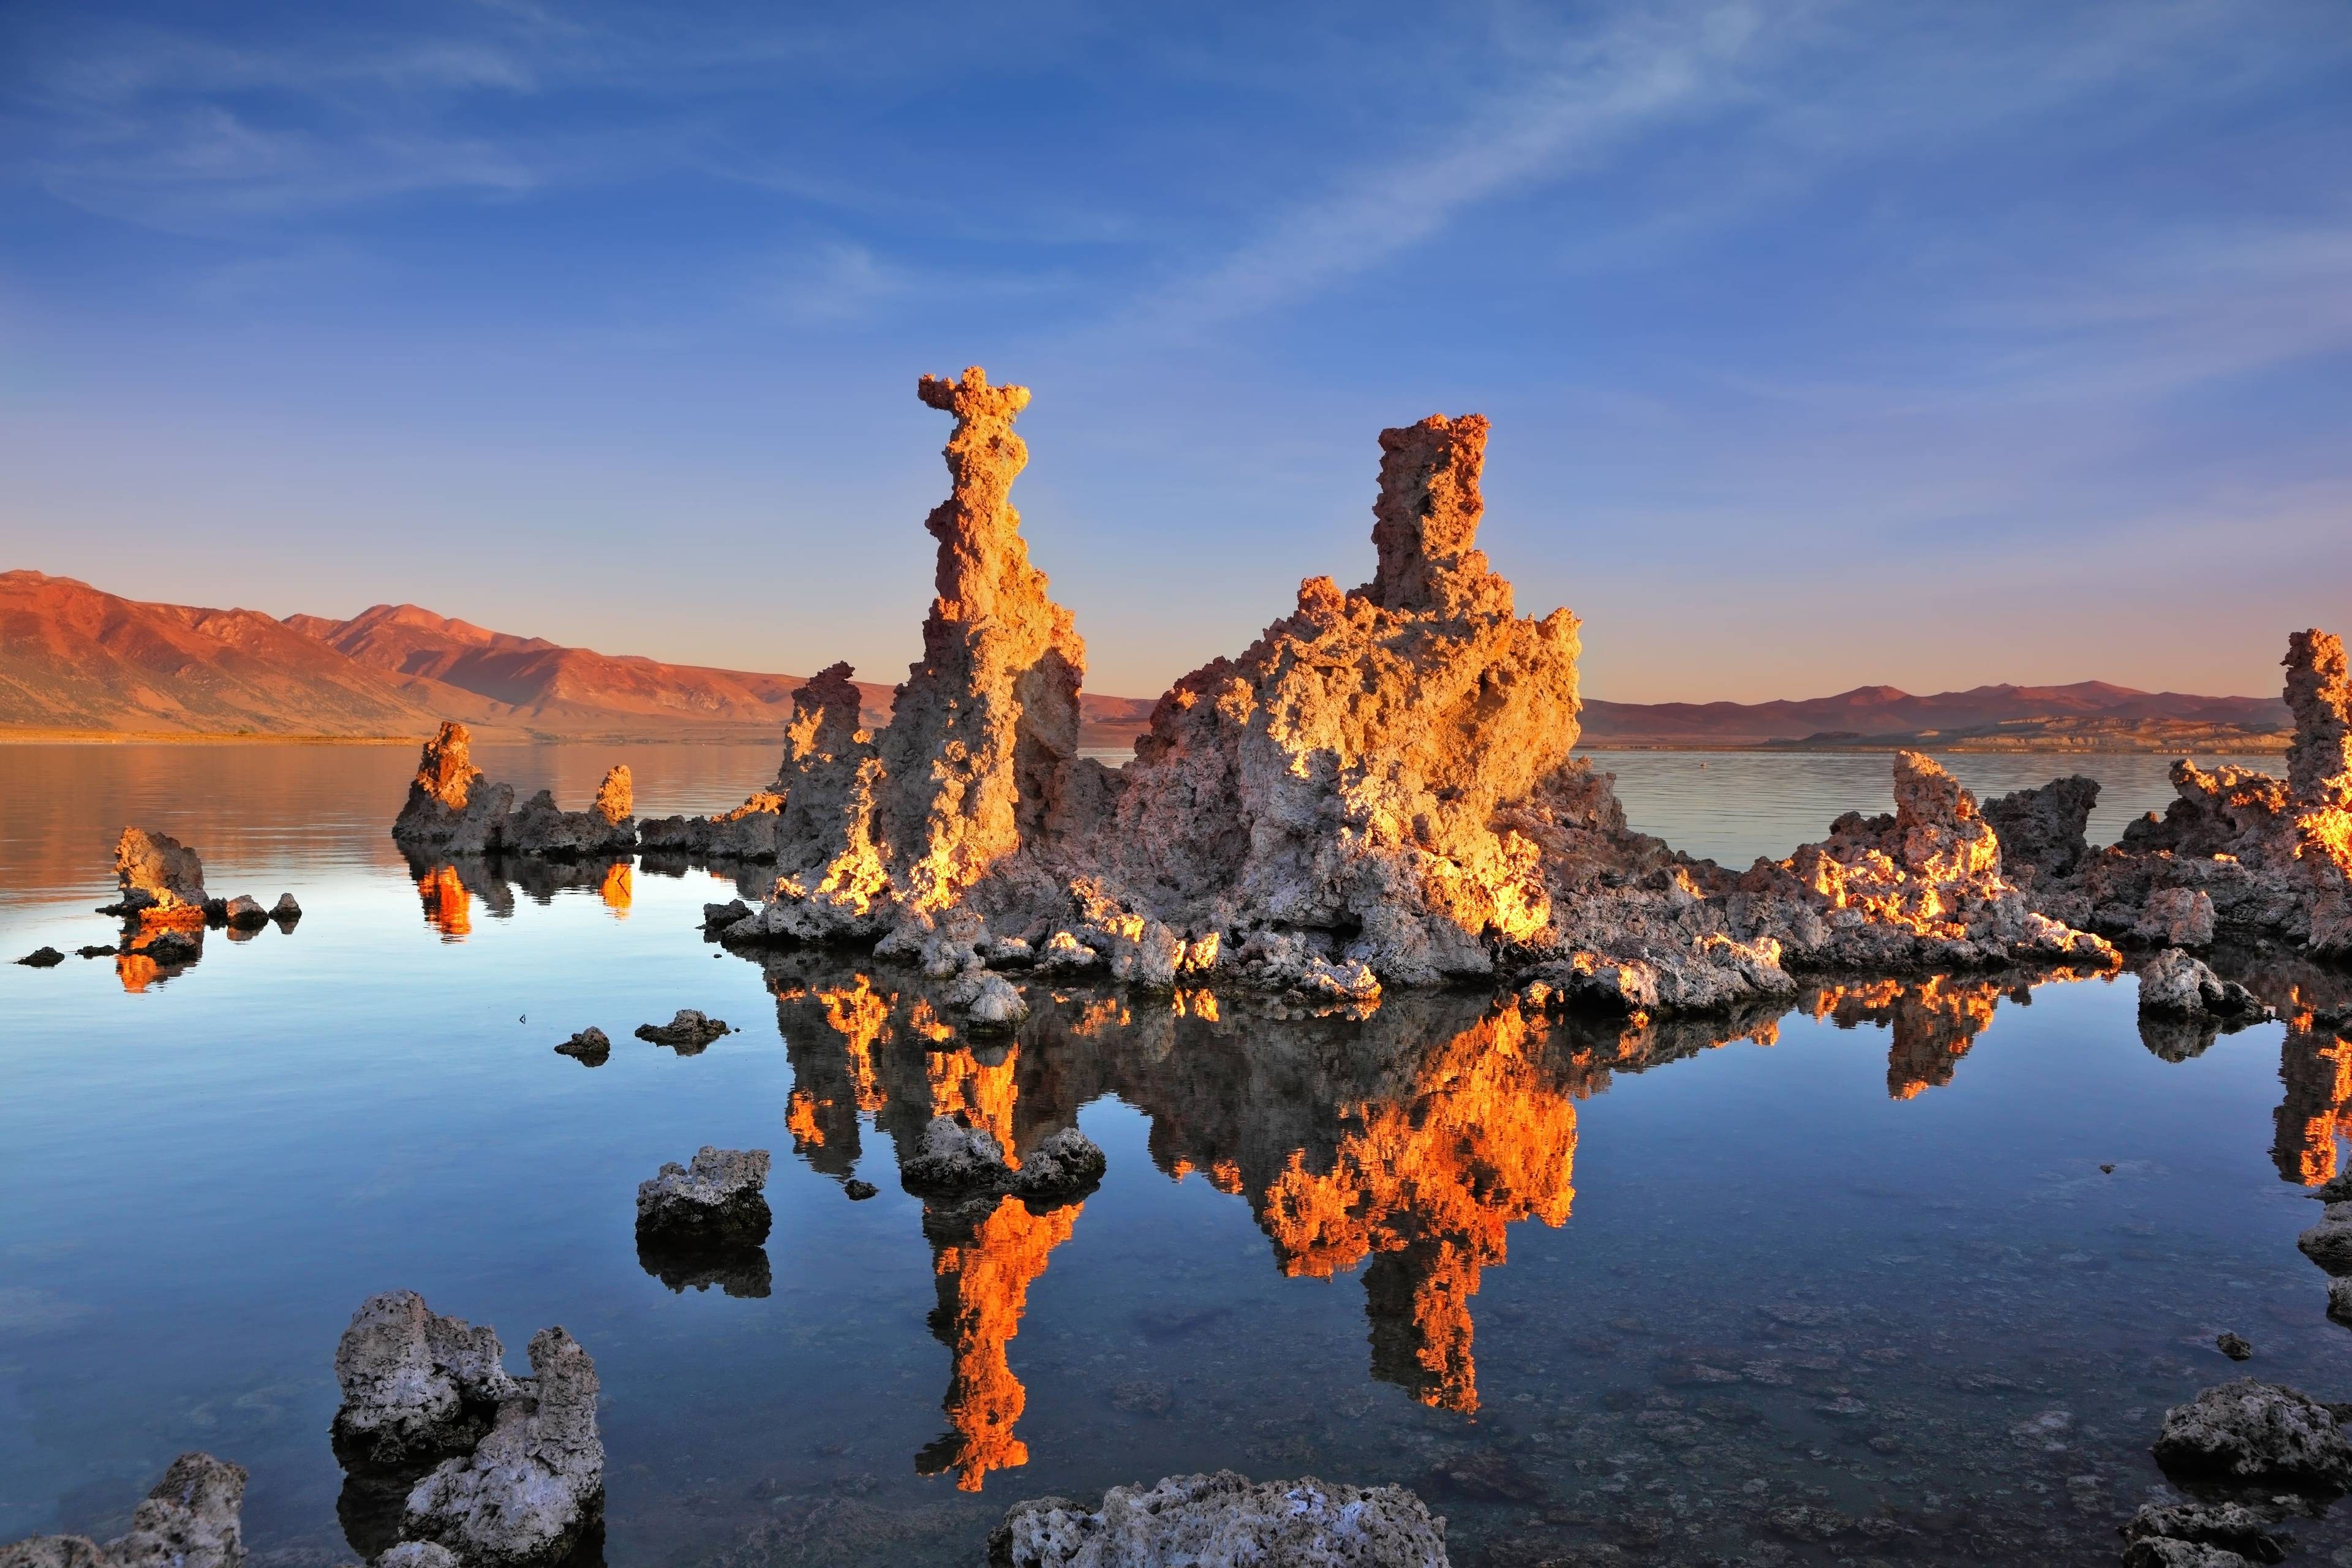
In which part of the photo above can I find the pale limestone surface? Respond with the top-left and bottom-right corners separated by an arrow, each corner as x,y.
0,1453 -> 247,1568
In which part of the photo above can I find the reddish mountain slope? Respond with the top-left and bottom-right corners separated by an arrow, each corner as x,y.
0,571 -> 483,736
1581,681 -> 2288,748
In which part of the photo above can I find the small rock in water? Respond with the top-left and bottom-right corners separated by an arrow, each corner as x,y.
221,895 -> 270,930
2138,949 -> 2272,1020
903,1114 -> 1014,1192
2217,1332 -> 2254,1362
1006,1126 -> 1107,1202
635,1146 -> 772,1243
75,944 -> 116,959
554,1027 -> 610,1066
2102,1163 -> 2117,1174
989,1471 -> 1447,1568
270,893 -> 301,922
635,1009 -> 730,1050
15,946 -> 63,967
844,1179 -> 878,1201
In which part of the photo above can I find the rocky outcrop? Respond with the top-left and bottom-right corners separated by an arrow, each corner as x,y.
1981,775 -> 2098,880
2151,1379 -> 2352,1487
2139,950 -> 2271,1020
110,827 -> 208,921
2023,630 -> 2352,956
635,1146 -> 772,1242
693,370 -> 2125,1012
554,1027 -> 609,1065
402,1327 -> 603,1568
331,1291 -> 520,1466
391,723 -> 635,858
0,1453 -> 246,1568
989,1471 -> 1449,1567
899,1115 -> 1105,1206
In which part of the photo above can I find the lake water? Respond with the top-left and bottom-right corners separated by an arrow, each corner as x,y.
5,742 -> 2350,1567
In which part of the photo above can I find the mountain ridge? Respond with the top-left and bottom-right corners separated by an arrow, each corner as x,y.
0,568 -> 2289,752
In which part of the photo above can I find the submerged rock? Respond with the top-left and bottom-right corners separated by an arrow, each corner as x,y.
0,1452 -> 247,1568
331,1290 -> 519,1466
554,1027 -> 610,1066
635,1146 -> 772,1243
110,827 -> 208,920
2151,1378 -> 2352,1487
2140,950 -> 2271,1019
403,1327 -> 603,1568
989,1470 -> 1449,1567
634,1009 -> 730,1050
2120,1501 -> 2288,1565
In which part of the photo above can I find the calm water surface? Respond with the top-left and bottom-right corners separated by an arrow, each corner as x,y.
4,742 -> 2348,1567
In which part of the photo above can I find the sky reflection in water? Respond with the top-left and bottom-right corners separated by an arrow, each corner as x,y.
2,744 -> 2350,1567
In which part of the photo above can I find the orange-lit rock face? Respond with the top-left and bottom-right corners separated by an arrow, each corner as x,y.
1070,412 -> 1583,986
1255,1005 -> 1576,1411
2276,1025 -> 2352,1185
919,1195 -> 1081,1490
417,864 -> 472,939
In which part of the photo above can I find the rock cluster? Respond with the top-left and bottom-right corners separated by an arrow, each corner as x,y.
392,723 -> 635,858
989,1471 -> 1449,1567
2002,630 -> 2352,957
683,370 -> 2121,1015
2139,949 -> 2272,1020
2120,1501 -> 2289,1567
330,1291 -> 602,1568
0,1452 -> 246,1568
902,1115 -> 1104,1205
102,828 -> 298,937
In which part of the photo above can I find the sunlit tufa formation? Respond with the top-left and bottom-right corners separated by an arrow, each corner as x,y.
393,720 -> 634,858
2008,628 -> 2352,958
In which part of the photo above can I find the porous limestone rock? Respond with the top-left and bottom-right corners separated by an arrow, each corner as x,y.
0,1453 -> 247,1568
946,969 -> 1028,1033
1981,775 -> 2099,881
641,663 -> 874,862
332,1291 -> 519,1466
2136,886 -> 2218,948
2041,630 -> 2352,956
634,1009 -> 730,1050
2119,1501 -> 2288,1566
402,1327 -> 603,1568
2119,1540 -> 2256,1568
902,1114 -> 1014,1193
2140,950 -> 2271,1019
393,723 -> 513,855
2296,1202 -> 2352,1275
377,1546 -> 458,1568
391,725 -> 635,858
635,1146 -> 772,1242
554,1027 -> 609,1066
1007,1126 -> 1107,1202
2151,1378 -> 2352,1487
111,827 -> 208,918
988,1470 -> 1449,1568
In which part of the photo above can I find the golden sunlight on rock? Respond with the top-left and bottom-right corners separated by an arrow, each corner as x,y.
918,1195 -> 1082,1491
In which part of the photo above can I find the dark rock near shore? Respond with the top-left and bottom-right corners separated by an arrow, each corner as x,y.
2152,1378 -> 2352,1488
635,1147 -> 772,1243
2217,1332 -> 2254,1361
2120,1500 -> 2288,1565
15,946 -> 63,967
0,1452 -> 247,1568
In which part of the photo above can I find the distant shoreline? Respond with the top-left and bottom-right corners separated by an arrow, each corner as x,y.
0,726 -> 2290,756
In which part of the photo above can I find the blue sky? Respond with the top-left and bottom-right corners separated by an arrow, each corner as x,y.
2,0 -> 2347,702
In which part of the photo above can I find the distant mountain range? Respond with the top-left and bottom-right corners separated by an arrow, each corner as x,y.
0,569 -> 2289,753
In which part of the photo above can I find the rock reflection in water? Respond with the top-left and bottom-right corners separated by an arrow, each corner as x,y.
404,854 -> 635,940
